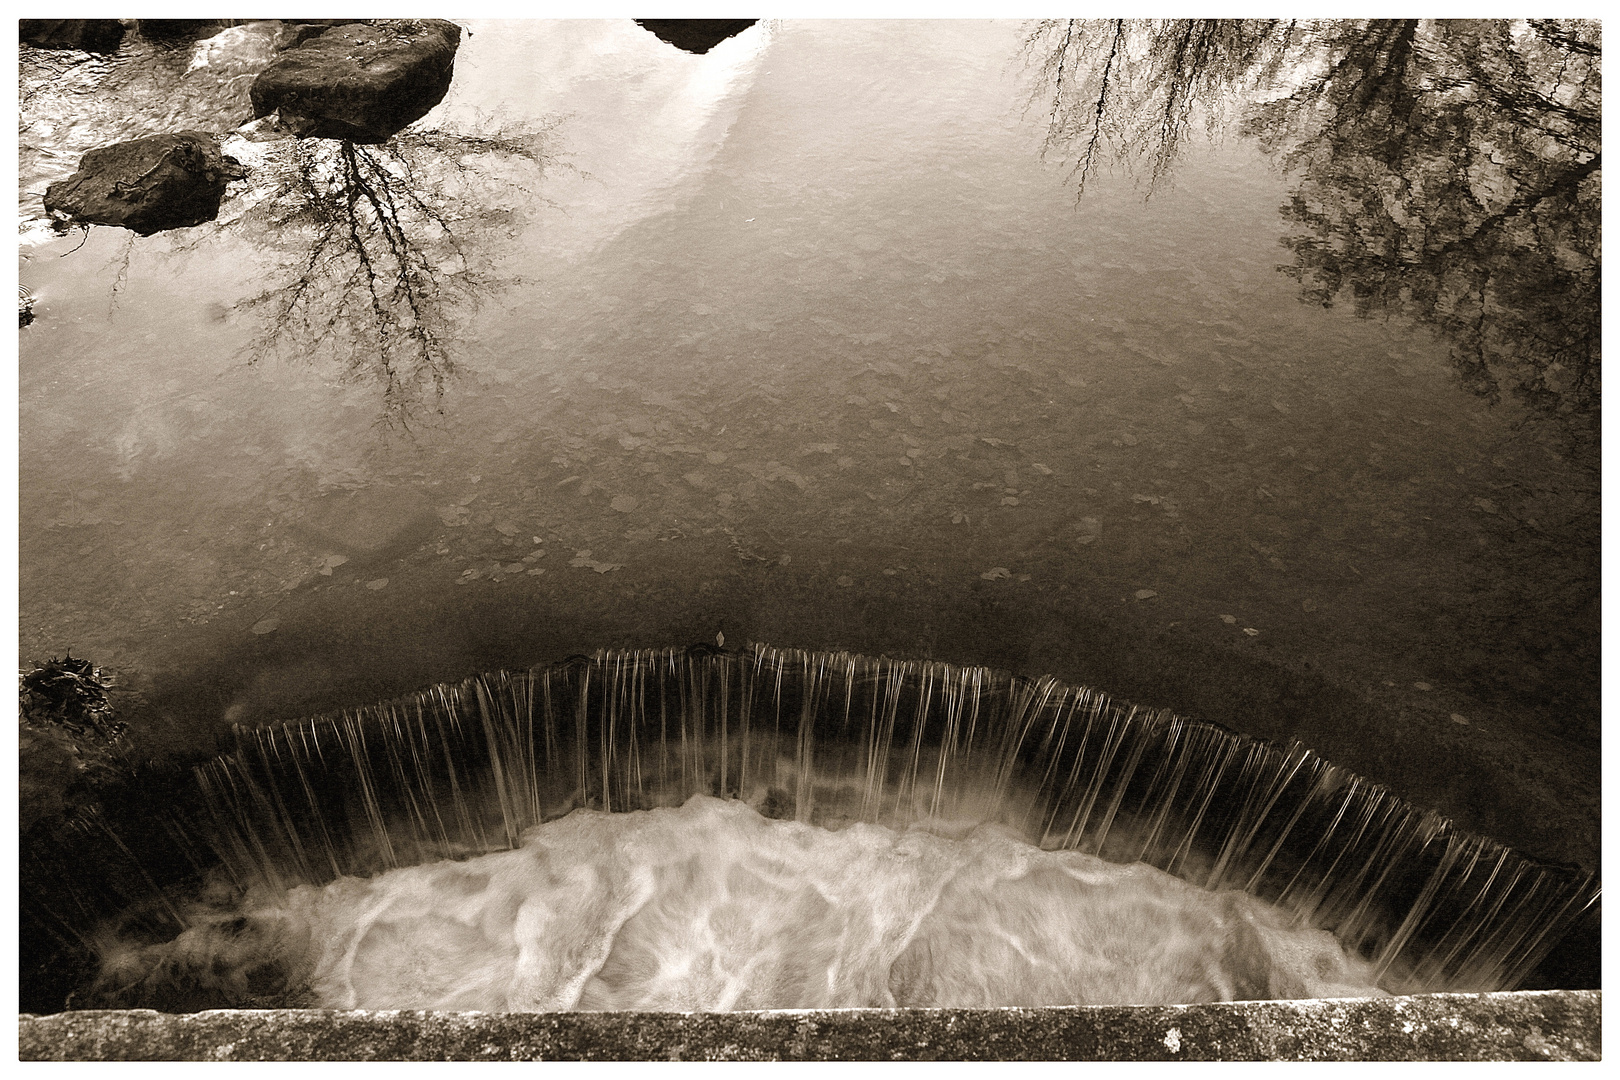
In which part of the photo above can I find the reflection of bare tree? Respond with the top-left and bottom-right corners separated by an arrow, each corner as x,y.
1023,20 -> 1601,442
1250,20 -> 1600,446
1022,19 -> 1296,196
234,125 -> 552,428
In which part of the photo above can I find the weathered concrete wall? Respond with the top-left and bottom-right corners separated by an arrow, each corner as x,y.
18,990 -> 1599,1061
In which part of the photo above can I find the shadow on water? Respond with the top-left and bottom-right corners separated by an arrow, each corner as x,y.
1022,18 -> 1600,449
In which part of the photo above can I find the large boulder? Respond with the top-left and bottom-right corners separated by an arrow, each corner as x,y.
19,19 -> 127,53
635,19 -> 758,54
249,19 -> 462,144
43,131 -> 247,236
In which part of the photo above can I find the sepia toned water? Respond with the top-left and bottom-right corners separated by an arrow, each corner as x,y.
18,20 -> 1600,1010
20,21 -> 1595,748
80,646 -> 1592,1011
97,796 -> 1384,1011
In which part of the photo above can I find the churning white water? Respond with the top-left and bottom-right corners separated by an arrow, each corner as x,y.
104,795 -> 1383,1011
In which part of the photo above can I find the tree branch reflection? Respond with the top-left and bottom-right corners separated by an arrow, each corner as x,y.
1023,19 -> 1298,196
232,124 -> 553,429
1024,19 -> 1600,444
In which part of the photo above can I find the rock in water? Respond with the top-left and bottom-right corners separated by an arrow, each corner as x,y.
135,19 -> 240,44
634,19 -> 758,54
271,20 -> 368,52
19,19 -> 127,53
43,131 -> 247,236
249,20 -> 463,144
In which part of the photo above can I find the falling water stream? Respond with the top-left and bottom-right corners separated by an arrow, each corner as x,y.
84,645 -> 1594,1012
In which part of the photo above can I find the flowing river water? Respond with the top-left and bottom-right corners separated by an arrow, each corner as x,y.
16,20 -> 1601,1010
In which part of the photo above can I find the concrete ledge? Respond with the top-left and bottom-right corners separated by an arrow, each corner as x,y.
18,990 -> 1599,1060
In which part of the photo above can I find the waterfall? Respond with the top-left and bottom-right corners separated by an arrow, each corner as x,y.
186,643 -> 1596,998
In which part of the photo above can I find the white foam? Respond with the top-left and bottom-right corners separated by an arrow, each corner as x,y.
176,794 -> 1386,1011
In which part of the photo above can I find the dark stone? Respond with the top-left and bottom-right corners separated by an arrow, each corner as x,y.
635,19 -> 758,54
19,19 -> 127,53
135,20 -> 238,43
15,991 -> 1603,1061
249,20 -> 463,144
42,132 -> 246,236
273,20 -> 369,52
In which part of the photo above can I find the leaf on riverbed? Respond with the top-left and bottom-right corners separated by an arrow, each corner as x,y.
569,549 -> 623,573
981,567 -> 1012,580
251,615 -> 279,635
1134,589 -> 1158,600
366,578 -> 388,590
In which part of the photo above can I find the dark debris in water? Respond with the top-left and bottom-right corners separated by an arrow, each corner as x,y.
19,653 -> 133,835
20,652 -> 125,744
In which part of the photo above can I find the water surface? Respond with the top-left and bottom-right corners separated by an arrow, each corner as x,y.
17,20 -> 1599,868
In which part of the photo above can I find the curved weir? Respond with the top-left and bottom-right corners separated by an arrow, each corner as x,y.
74,644 -> 1598,1011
